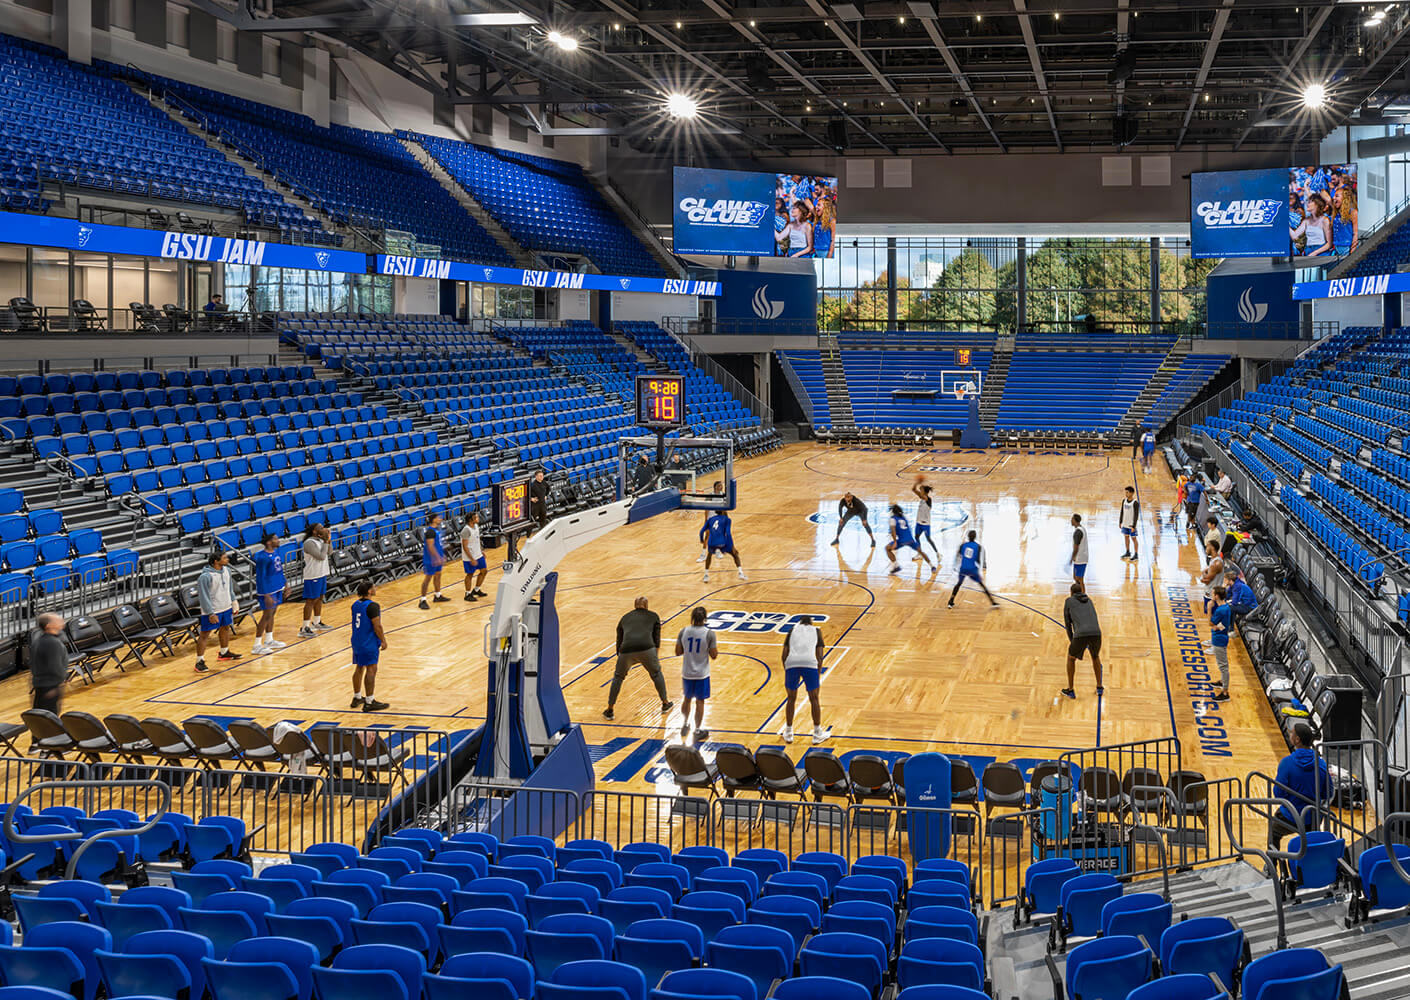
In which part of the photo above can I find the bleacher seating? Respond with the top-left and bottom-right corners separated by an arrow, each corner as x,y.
839,350 -> 993,432
777,352 -> 831,426
111,68 -> 511,265
0,35 -> 319,238
1144,355 -> 1230,430
409,133 -> 664,276
616,323 -> 763,435
995,351 -> 1166,433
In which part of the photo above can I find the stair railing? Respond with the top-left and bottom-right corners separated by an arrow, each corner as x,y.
775,351 -> 814,424
1221,796 -> 1308,949
7,779 -> 171,880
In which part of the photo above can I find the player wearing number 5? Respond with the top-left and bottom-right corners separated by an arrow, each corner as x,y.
418,512 -> 449,609
674,606 -> 718,740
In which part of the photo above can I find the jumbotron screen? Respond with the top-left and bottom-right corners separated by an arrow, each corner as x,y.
673,166 -> 838,258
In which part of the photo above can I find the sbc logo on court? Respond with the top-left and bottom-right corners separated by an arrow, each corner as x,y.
706,610 -> 829,633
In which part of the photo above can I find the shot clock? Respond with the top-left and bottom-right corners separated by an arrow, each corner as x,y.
494,476 -> 534,532
636,374 -> 686,429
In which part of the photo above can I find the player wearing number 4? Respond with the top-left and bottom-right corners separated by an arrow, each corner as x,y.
674,606 -> 718,741
701,509 -> 746,583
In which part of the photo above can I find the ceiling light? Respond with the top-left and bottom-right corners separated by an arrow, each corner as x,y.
612,22 -> 620,29
898,15 -> 906,23
546,30 -> 578,51
749,19 -> 756,26
1366,11 -> 1386,24
1302,81 -> 1328,110
665,92 -> 698,119
1054,11 -> 1060,19
976,14 -> 982,21
455,12 -> 537,26
806,104 -> 812,111
675,20 -> 682,28
1203,92 -> 1209,101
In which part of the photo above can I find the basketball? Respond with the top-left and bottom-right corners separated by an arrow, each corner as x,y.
914,474 -> 926,485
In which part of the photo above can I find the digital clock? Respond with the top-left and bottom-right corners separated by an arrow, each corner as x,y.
494,476 -> 534,532
636,374 -> 686,429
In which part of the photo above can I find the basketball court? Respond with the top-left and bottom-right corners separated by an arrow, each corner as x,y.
0,443 -> 1288,794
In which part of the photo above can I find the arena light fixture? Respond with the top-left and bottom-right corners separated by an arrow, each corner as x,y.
665,92 -> 699,119
546,30 -> 579,51
1301,81 -> 1328,109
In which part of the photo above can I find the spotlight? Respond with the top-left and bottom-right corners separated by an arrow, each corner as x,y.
665,92 -> 699,119
546,30 -> 578,51
1302,82 -> 1327,110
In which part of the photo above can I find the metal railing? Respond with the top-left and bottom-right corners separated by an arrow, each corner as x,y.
775,350 -> 814,424
669,329 -> 775,429
1381,667 -> 1410,778
1221,796 -> 1306,949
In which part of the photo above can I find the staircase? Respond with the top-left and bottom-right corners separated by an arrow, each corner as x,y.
134,84 -> 350,242
1004,861 -> 1410,1000
818,335 -> 856,431
583,172 -> 686,278
1114,342 -> 1189,441
978,336 -> 1012,431
397,139 -> 538,268
607,327 -> 665,368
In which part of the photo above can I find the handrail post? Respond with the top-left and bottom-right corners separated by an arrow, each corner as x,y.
1221,796 -> 1307,950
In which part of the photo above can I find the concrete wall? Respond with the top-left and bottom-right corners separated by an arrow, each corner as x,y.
1312,294 -> 1384,330
611,147 -> 1287,229
0,333 -> 278,365
610,291 -> 698,325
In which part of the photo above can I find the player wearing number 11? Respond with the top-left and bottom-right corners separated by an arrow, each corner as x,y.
674,606 -> 718,741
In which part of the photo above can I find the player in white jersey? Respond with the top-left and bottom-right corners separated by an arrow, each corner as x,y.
461,511 -> 488,601
911,478 -> 939,558
674,606 -> 718,741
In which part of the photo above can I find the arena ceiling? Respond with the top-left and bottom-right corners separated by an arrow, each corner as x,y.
194,0 -> 1410,154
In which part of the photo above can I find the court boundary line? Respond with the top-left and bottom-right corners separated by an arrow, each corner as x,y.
1131,453 -> 1181,742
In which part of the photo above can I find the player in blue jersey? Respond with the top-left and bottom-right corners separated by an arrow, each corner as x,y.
251,532 -> 287,654
701,510 -> 746,583
349,580 -> 388,713
948,530 -> 998,608
886,504 -> 934,575
418,512 -> 449,609
1138,428 -> 1156,473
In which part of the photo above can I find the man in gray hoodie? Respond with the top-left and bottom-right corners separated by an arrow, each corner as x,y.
1061,583 -> 1104,699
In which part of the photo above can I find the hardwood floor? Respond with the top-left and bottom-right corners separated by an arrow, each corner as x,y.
2,442 -> 1289,805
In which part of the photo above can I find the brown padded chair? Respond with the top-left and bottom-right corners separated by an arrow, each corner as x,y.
182,717 -> 238,769
803,751 -> 852,805
103,714 -> 154,763
138,717 -> 199,766
714,745 -> 762,798
20,709 -> 74,758
950,758 -> 980,810
59,711 -> 119,763
226,720 -> 286,771
848,754 -> 895,804
981,761 -> 1027,816
664,744 -> 720,797
755,747 -> 807,799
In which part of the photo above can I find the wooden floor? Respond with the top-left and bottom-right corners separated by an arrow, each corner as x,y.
2,443 -> 1290,799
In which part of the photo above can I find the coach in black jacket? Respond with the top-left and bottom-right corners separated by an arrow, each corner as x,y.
833,493 -> 875,546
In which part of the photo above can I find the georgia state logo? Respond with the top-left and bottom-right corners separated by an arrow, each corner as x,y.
77,226 -> 94,248
1236,286 -> 1267,323
751,285 -> 784,320
314,251 -> 330,269
620,278 -> 631,290
483,268 -> 494,280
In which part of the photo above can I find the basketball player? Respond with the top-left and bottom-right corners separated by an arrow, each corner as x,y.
1069,513 -> 1089,592
833,493 -> 875,546
780,614 -> 831,744
349,580 -> 388,712
460,511 -> 488,602
912,479 -> 939,557
948,530 -> 998,608
1061,583 -> 1104,699
194,550 -> 240,673
251,532 -> 287,654
701,509 -> 746,583
674,605 -> 718,740
697,481 -> 725,563
419,512 -> 449,609
604,596 -> 672,719
1119,486 -> 1140,562
886,504 -> 934,574
298,524 -> 332,637
1139,428 -> 1156,473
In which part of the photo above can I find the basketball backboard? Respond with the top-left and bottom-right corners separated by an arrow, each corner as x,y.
616,435 -> 736,510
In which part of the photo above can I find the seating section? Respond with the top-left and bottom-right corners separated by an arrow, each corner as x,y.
120,77 -> 511,265
995,351 -> 1166,433
1345,213 -> 1410,277
410,133 -> 664,276
616,323 -> 764,434
777,351 -> 831,425
1196,325 -> 1410,593
1143,355 -> 1230,429
838,350 -> 993,431
0,35 -> 318,237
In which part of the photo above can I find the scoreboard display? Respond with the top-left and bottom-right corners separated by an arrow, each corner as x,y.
494,476 -> 533,532
636,374 -> 686,429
